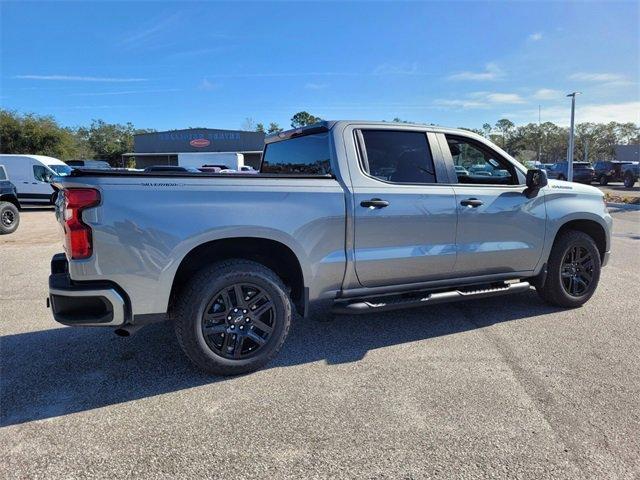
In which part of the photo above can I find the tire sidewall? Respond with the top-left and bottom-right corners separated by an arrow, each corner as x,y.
175,261 -> 292,374
0,202 -> 19,234
553,234 -> 601,305
624,175 -> 634,188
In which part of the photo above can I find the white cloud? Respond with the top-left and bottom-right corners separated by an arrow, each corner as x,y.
119,13 -> 183,47
14,75 -> 147,82
484,93 -> 526,104
305,82 -> 328,90
434,99 -> 489,109
199,79 -> 219,91
435,91 -> 525,109
373,62 -> 419,75
568,72 -> 629,83
69,88 -> 180,97
533,88 -> 562,100
448,62 -> 503,81
528,32 -> 543,41
515,101 -> 640,125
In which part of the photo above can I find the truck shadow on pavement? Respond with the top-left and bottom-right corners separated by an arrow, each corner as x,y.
1,291 -> 563,427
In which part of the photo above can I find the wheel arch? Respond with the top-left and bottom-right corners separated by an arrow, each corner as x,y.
0,194 -> 20,210
552,218 -> 607,262
168,237 -> 307,316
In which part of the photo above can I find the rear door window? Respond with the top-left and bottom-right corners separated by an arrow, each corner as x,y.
261,133 -> 331,175
358,130 -> 437,183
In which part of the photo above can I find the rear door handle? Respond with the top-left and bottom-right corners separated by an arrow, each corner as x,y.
360,198 -> 390,209
460,198 -> 483,208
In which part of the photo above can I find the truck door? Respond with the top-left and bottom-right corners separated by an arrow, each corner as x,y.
347,127 -> 458,287
438,133 -> 546,276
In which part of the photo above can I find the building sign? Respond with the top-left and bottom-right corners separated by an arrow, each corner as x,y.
134,128 -> 265,154
189,138 -> 211,148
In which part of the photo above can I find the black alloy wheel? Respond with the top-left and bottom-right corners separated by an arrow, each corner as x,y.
1,209 -> 15,227
201,282 -> 276,359
560,245 -> 594,297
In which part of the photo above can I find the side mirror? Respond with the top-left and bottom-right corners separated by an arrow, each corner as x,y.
526,168 -> 548,190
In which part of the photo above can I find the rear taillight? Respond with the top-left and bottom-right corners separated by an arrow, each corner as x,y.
62,188 -> 100,259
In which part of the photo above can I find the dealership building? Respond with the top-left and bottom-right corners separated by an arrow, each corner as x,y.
124,128 -> 265,169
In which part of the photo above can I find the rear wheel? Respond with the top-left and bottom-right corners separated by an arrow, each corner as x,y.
0,201 -> 19,235
558,174 -> 567,181
173,259 -> 292,375
536,230 -> 601,308
624,173 -> 636,188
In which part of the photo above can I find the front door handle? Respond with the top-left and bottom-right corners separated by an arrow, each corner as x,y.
360,198 -> 390,209
460,198 -> 483,208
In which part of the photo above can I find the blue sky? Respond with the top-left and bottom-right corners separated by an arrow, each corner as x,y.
1,1 -> 638,131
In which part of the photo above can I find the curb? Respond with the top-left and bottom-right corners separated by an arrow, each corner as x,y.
607,202 -> 640,212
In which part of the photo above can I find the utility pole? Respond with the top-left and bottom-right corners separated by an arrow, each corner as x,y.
566,92 -> 581,182
537,105 -> 541,164
584,138 -> 589,163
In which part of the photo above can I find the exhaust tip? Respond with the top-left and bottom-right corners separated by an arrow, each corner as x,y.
114,328 -> 130,337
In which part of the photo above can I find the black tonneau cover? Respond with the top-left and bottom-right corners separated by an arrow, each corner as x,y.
65,168 -> 333,179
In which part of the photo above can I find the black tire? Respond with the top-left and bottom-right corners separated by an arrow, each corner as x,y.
558,174 -> 566,181
623,174 -> 635,188
598,175 -> 608,186
0,201 -> 19,235
173,259 -> 292,375
536,230 -> 601,308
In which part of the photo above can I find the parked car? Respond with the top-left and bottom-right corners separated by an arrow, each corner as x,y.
0,165 -> 20,234
0,154 -> 72,205
621,162 -> 639,188
66,160 -> 112,169
47,121 -> 611,375
453,165 -> 469,176
143,165 -> 202,173
546,162 -> 595,183
592,160 -> 633,185
198,164 -> 230,173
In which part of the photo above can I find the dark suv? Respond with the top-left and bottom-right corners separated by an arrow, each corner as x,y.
593,160 -> 632,185
0,165 -> 20,235
546,162 -> 595,183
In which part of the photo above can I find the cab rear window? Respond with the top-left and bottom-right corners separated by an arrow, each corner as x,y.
261,133 -> 331,175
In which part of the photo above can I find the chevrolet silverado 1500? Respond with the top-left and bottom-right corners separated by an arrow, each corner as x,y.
48,121 -> 612,375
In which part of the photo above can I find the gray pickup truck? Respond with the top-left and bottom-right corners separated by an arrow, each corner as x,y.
48,121 -> 612,375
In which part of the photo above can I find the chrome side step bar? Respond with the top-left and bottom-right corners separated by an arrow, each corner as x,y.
331,281 -> 531,314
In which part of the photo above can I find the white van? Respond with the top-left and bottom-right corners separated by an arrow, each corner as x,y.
0,155 -> 72,205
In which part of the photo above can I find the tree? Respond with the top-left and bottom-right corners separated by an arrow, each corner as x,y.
459,127 -> 484,136
241,118 -> 255,131
75,120 -> 153,166
494,118 -> 515,151
290,111 -> 321,128
267,122 -> 283,134
0,110 -> 79,159
255,123 -> 265,133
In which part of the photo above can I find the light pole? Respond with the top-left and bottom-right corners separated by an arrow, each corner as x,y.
566,92 -> 581,182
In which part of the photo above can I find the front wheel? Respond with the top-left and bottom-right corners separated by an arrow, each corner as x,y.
0,201 -> 19,235
536,230 -> 601,308
598,175 -> 609,186
173,259 -> 292,375
558,174 -> 567,181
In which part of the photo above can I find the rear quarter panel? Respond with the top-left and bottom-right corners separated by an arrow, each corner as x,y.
59,176 -> 346,315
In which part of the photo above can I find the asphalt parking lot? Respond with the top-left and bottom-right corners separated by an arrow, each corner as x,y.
1,208 -> 639,479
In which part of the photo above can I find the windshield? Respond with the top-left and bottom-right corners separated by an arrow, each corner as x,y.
48,164 -> 73,176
